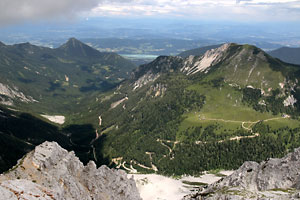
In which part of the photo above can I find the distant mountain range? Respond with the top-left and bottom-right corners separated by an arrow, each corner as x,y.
269,46 -> 300,65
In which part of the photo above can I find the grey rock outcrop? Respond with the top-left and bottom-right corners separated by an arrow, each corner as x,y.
0,141 -> 141,200
183,147 -> 300,200
181,43 -> 231,75
0,179 -> 56,200
0,82 -> 37,105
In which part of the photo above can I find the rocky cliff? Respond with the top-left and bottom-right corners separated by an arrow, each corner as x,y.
0,141 -> 141,200
183,148 -> 300,200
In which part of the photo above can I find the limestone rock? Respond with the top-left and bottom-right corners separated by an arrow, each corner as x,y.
0,179 -> 57,200
283,95 -> 297,107
183,147 -> 300,200
181,43 -> 231,75
0,82 -> 37,104
133,71 -> 160,91
0,141 -> 141,200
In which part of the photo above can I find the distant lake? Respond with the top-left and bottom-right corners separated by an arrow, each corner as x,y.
120,54 -> 159,60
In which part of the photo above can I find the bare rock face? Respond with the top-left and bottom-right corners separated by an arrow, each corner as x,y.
0,179 -> 57,200
181,43 -> 231,75
0,141 -> 141,200
0,82 -> 37,105
133,71 -> 160,91
183,148 -> 300,200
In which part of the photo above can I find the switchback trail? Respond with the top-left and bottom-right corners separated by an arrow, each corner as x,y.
155,115 -> 290,159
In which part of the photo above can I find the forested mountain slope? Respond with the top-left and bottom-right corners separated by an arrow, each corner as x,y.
0,38 -> 136,114
0,39 -> 136,173
92,43 -> 300,175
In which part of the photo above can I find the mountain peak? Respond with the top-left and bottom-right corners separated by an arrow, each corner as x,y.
66,37 -> 83,46
0,41 -> 5,47
58,37 -> 101,57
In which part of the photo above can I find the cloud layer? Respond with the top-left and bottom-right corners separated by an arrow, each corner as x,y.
0,0 -> 299,26
91,0 -> 300,21
0,0 -> 101,26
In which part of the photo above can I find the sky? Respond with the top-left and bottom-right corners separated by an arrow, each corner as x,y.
0,0 -> 300,27
92,0 -> 300,21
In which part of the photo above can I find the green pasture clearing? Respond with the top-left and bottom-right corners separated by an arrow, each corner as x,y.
263,118 -> 300,130
187,83 -> 280,121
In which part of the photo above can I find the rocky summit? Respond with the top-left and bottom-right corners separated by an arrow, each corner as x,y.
183,147 -> 300,200
0,141 -> 141,200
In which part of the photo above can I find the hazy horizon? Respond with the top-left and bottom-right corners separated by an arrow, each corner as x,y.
0,0 -> 300,48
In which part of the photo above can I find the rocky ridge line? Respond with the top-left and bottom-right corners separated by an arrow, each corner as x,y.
0,141 -> 141,200
183,147 -> 300,200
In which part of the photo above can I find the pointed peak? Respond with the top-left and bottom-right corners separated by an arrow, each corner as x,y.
0,41 -> 5,46
59,37 -> 100,57
68,37 -> 78,42
62,37 -> 85,48
67,37 -> 82,44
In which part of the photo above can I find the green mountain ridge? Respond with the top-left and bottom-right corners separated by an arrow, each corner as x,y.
0,38 -> 136,114
92,43 -> 300,175
59,37 -> 102,58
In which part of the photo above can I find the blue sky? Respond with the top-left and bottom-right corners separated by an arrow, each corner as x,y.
0,0 -> 300,26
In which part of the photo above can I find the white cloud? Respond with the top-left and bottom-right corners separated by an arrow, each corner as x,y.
91,0 -> 300,21
0,0 -> 118,26
1,0 -> 299,25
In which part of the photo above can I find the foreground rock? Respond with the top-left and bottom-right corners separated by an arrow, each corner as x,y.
0,141 -> 141,200
183,148 -> 300,200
